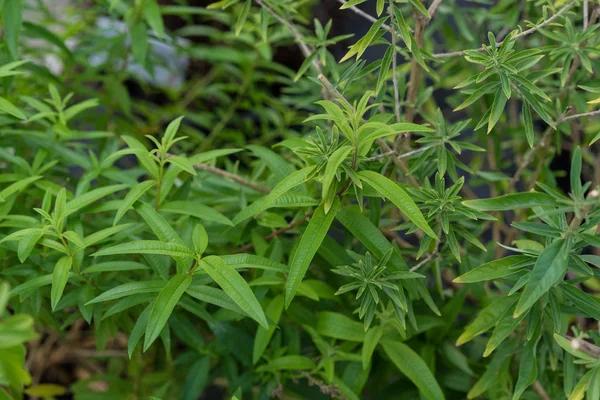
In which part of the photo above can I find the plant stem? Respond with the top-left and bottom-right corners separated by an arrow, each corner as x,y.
388,0 -> 401,124
432,0 -> 577,58
236,211 -> 314,253
194,162 -> 271,194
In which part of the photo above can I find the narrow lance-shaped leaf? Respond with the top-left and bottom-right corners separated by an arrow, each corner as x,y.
322,145 -> 352,213
456,295 -> 519,346
362,325 -> 383,369
285,198 -> 340,308
51,256 -> 72,311
233,165 -> 316,225
358,170 -> 436,239
454,255 -> 531,283
143,0 -> 165,38
113,180 -> 156,225
86,281 -> 165,305
200,255 -> 268,328
382,340 -> 445,400
0,97 -> 26,120
92,240 -> 195,259
514,239 -> 568,317
253,295 -> 284,364
523,103 -> 534,148
144,274 -> 192,351
463,192 -> 557,211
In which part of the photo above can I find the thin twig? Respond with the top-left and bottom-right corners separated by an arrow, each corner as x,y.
427,0 -> 444,18
366,144 -> 436,162
584,1 -> 589,30
410,252 -> 437,272
402,0 -> 429,125
236,211 -> 314,253
254,0 -> 321,74
389,0 -> 401,124
532,381 -> 551,400
563,109 -> 600,121
567,335 -> 600,358
432,0 -> 576,58
194,163 -> 271,194
506,107 -> 572,193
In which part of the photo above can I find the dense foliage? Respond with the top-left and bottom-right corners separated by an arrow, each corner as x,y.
1,0 -> 600,399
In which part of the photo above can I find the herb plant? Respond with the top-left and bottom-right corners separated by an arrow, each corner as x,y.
1,0 -> 600,399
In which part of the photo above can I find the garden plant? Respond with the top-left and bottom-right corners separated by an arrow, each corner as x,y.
1,0 -> 600,399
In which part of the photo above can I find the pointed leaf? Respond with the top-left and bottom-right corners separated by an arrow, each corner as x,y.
285,198 -> 340,308
200,255 -> 268,328
144,274 -> 192,351
358,170 -> 436,238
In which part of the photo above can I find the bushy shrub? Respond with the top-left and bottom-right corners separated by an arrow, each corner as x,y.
1,0 -> 600,399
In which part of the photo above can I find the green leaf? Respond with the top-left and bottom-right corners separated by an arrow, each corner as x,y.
462,192 -> 556,211
285,198 -> 340,308
128,303 -> 152,358
65,184 -> 127,215
82,261 -> 150,274
317,311 -> 365,342
454,255 -> 531,283
246,144 -> 296,182
571,146 -> 583,200
0,281 -> 9,311
144,274 -> 192,351
167,156 -> 197,175
161,200 -> 233,226
561,285 -> 600,320
376,46 -> 393,93
143,0 -> 165,38
185,284 -> 244,314
512,342 -> 537,400
113,181 -> 156,225
362,325 -> 383,369
456,295 -> 518,346
187,148 -> 243,165
0,176 -> 42,202
200,255 -> 268,328
358,170 -> 436,238
589,131 -> 600,146
340,17 -> 388,62
487,87 -> 507,133
554,334 -> 596,362
339,0 -> 368,9
92,240 -> 195,259
382,340 -> 445,400
294,51 -> 318,82
253,295 -> 284,364
235,0 -> 251,36
322,145 -> 352,213
523,103 -> 534,147
87,281 -> 165,305
3,0 -> 22,59
51,256 -> 72,311
232,165 -> 316,225
192,223 -> 208,256
256,355 -> 316,372
82,223 -> 135,248
336,206 -> 408,272
514,239 -> 568,317
130,21 -> 149,65
483,307 -> 526,356
393,6 -> 411,50
409,0 -> 430,18
9,274 -> 53,297
0,97 -> 26,120
220,254 -> 289,273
